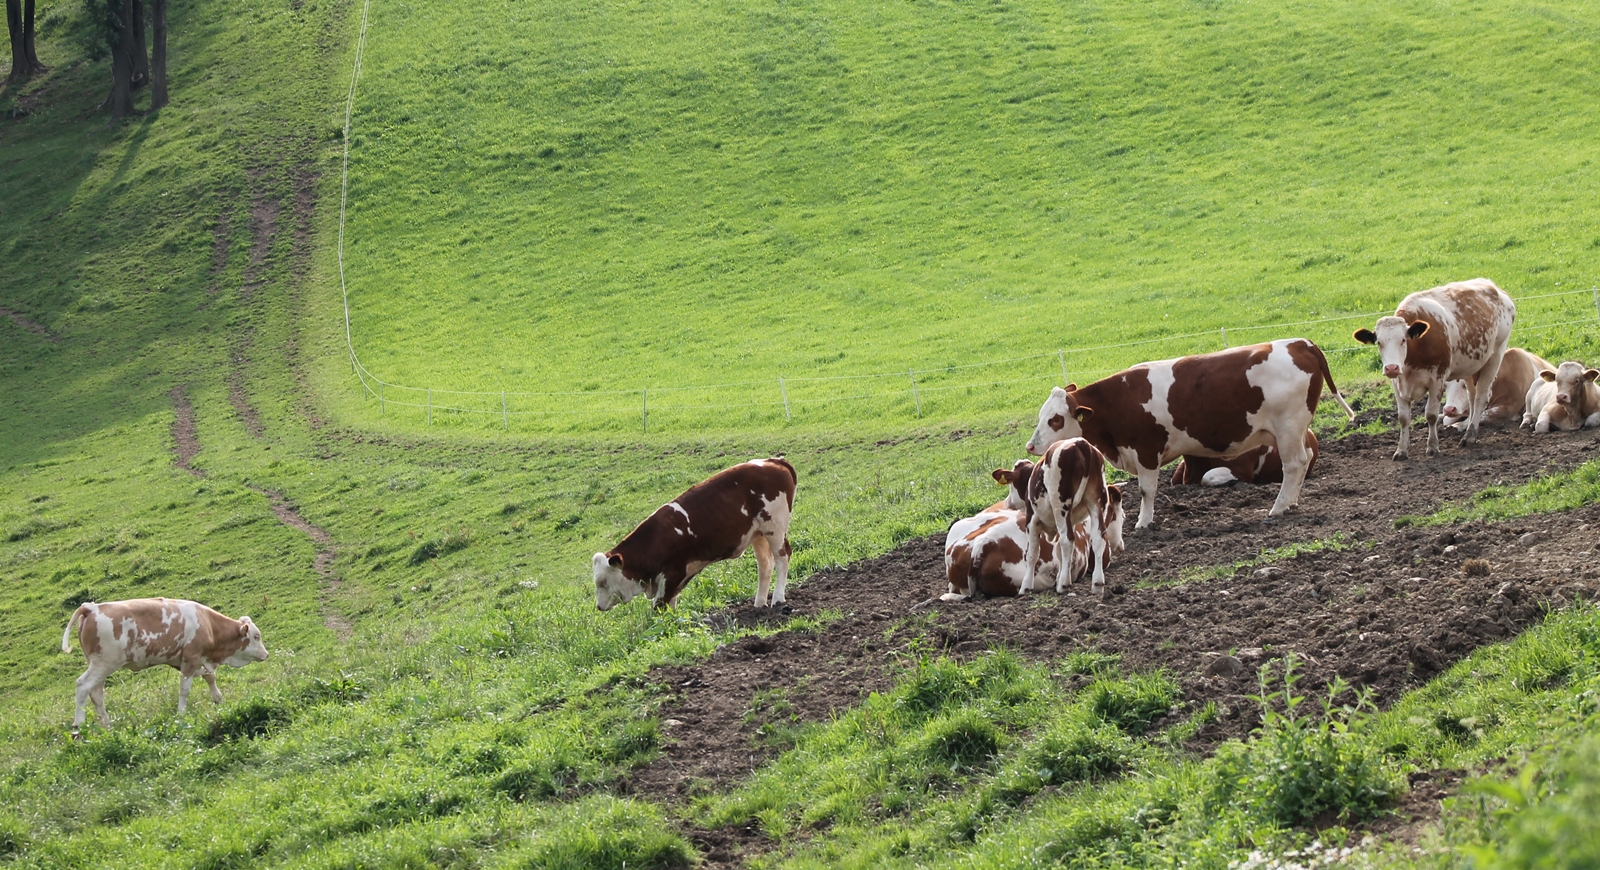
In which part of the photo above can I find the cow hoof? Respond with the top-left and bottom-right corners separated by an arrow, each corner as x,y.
1392,451 -> 1409,461
778,604 -> 793,615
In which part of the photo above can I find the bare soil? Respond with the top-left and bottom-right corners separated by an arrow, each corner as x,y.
169,385 -> 203,477
624,421 -> 1600,868
0,305 -> 58,343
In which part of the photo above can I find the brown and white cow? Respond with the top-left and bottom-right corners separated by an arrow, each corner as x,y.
1522,361 -> 1600,433
1170,430 -> 1320,487
942,461 -> 1125,600
1023,438 -> 1122,594
1440,347 -> 1548,428
593,457 -> 796,610
1354,278 -> 1515,459
1440,347 -> 1553,429
61,598 -> 269,733
1027,339 -> 1353,529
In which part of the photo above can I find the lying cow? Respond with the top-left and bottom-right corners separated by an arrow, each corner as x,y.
1027,339 -> 1354,529
942,460 -> 1125,600
593,457 -> 797,610
1441,347 -> 1553,429
1354,278 -> 1515,459
62,598 -> 269,733
1522,361 -> 1600,432
1170,430 -> 1320,487
1023,438 -> 1122,594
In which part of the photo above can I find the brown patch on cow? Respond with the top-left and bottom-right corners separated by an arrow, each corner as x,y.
608,460 -> 798,606
1439,280 -> 1504,362
1168,344 -> 1272,453
1395,307 -> 1453,376
1072,369 -> 1166,470
250,486 -> 348,639
0,305 -> 59,343
1285,339 -> 1337,415
73,605 -> 103,658
976,535 -> 1029,596
170,386 -> 204,477
1172,431 -> 1320,486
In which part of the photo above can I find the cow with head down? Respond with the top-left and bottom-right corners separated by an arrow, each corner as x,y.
942,459 -> 1125,601
1522,361 -> 1600,433
62,598 -> 269,734
1354,278 -> 1515,459
1027,339 -> 1353,530
593,458 -> 797,611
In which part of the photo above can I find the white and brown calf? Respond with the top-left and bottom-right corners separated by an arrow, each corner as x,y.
1023,438 -> 1122,594
1354,278 -> 1515,459
1522,361 -> 1600,433
1027,339 -> 1353,529
1441,347 -> 1553,430
62,598 -> 269,733
593,457 -> 797,610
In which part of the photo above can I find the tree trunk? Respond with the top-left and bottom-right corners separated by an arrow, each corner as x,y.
149,0 -> 166,108
5,0 -> 23,81
108,0 -> 135,120
130,0 -> 149,88
21,0 -> 41,72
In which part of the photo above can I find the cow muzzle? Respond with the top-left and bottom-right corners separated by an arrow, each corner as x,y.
1383,365 -> 1400,379
1557,394 -> 1571,405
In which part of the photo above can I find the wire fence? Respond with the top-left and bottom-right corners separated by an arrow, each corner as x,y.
333,5 -> 1600,434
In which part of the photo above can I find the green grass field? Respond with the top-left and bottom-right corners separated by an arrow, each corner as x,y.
4,0 -> 1600,865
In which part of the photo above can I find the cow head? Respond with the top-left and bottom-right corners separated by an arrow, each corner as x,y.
224,616 -> 269,666
1540,362 -> 1600,407
1104,484 -> 1127,557
1354,316 -> 1428,380
1026,385 -> 1088,456
593,552 -> 647,611
990,459 -> 1037,511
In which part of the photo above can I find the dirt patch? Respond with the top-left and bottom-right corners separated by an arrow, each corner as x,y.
205,202 -> 234,301
250,485 -> 349,639
624,424 -> 1600,866
169,385 -> 203,477
0,305 -> 59,343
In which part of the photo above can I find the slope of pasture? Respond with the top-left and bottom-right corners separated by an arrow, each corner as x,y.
328,0 -> 1600,431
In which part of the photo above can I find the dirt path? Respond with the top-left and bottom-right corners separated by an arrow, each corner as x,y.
626,422 -> 1600,867
249,486 -> 350,640
1,305 -> 59,343
169,385 -> 203,477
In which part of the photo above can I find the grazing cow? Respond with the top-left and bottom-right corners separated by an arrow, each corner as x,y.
1026,339 -> 1353,529
1522,361 -> 1600,433
593,458 -> 797,611
1441,347 -> 1554,429
1354,278 -> 1515,459
61,598 -> 269,733
1023,438 -> 1121,594
941,461 -> 1125,601
1170,430 -> 1321,487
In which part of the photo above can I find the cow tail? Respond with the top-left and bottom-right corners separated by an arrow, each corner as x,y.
1315,342 -> 1357,421
62,604 -> 90,653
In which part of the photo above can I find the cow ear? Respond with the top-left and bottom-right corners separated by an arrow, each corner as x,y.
1352,328 -> 1376,345
991,468 -> 1012,485
1073,406 -> 1094,422
237,618 -> 252,638
1406,321 -> 1429,340
1065,383 -> 1078,392
1586,369 -> 1600,383
607,553 -> 624,569
1541,369 -> 1558,382
1106,483 -> 1122,498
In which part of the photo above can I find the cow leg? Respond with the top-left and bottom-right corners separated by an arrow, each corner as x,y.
1054,521 -> 1075,594
73,669 -> 102,733
1392,383 -> 1413,460
1086,509 -> 1107,594
1269,432 -> 1311,516
89,682 -> 110,731
203,667 -> 223,704
751,535 -> 775,608
178,667 -> 199,715
1463,353 -> 1503,446
1134,467 -> 1159,529
1424,383 -> 1445,455
1024,516 -> 1050,592
770,537 -> 792,606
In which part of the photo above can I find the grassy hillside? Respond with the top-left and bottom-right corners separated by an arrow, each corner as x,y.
326,0 -> 1600,431
3,0 -> 1600,867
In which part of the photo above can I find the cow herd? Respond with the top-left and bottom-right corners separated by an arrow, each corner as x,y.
58,279 -> 1599,734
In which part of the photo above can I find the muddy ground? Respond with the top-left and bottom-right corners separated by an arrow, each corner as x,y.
623,418 -> 1600,866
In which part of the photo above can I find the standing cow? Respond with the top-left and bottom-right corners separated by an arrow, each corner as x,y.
1440,347 -> 1553,430
593,457 -> 797,610
62,598 -> 269,733
1522,361 -> 1600,432
1023,438 -> 1120,594
1354,278 -> 1515,459
1026,339 -> 1353,529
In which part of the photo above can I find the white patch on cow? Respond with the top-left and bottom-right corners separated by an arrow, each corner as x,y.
1140,362 -> 1178,438
1201,467 -> 1238,487
667,501 -> 694,537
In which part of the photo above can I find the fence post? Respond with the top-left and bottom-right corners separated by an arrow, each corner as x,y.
1220,327 -> 1227,348
910,370 -> 921,417
642,389 -> 648,433
1593,287 -> 1598,327
379,383 -> 384,415
779,378 -> 791,421
1058,350 -> 1068,386
427,389 -> 432,425
502,391 -> 508,430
